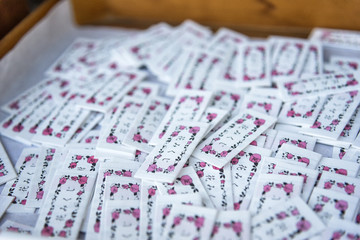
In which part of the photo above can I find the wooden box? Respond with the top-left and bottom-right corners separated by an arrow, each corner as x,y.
1,0 -> 360,58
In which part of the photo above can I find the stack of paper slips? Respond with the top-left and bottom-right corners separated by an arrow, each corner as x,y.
0,20 -> 360,239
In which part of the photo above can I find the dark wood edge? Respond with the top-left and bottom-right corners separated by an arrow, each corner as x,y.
0,0 -> 60,59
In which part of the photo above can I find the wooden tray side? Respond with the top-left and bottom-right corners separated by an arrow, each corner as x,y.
71,0 -> 360,37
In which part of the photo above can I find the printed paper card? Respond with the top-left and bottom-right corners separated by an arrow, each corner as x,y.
248,87 -> 280,99
274,143 -> 322,169
2,147 -> 40,213
251,135 -> 266,148
262,157 -> 310,170
98,95 -> 136,127
309,28 -> 360,49
33,171 -> 97,239
150,90 -> 212,145
85,160 -> 140,240
165,49 -> 197,94
218,42 -> 271,88
323,63 -> 337,74
193,110 -> 276,168
139,181 -> 158,240
122,96 -> 171,153
302,91 -> 360,140
317,157 -> 360,178
337,104 -> 360,145
332,147 -> 360,167
277,96 -> 326,127
248,174 -> 304,215
0,220 -> 33,235
330,56 -> 360,72
230,146 -> 272,210
353,132 -> 360,150
210,89 -> 246,113
0,140 -> 17,185
45,38 -> 102,77
300,42 -> 323,77
262,129 -> 277,149
274,123 -> 302,133
156,166 -> 214,208
271,39 -> 308,81
317,172 -> 360,197
174,49 -> 224,91
251,197 -> 325,240
134,150 -> 148,164
332,147 -> 352,160
60,149 -> 101,172
135,122 -> 209,183
120,23 -> 173,65
126,81 -> 159,99
103,177 -> 141,201
176,20 -> 212,40
0,90 -> 47,131
210,210 -> 250,240
77,69 -> 145,112
161,204 -> 217,240
238,42 -> 271,88
1,77 -> 70,114
240,94 -> 282,117
26,147 -> 63,208
277,73 -> 360,101
97,96 -> 145,155
322,218 -> 360,240
148,39 -> 182,80
32,94 -> 91,147
100,200 -> 140,240
308,187 -> 360,224
212,47 -> 238,88
81,38 -> 135,71
1,93 -> 56,144
0,196 -> 15,219
271,130 -> 317,155
206,89 -> 246,134
67,112 -> 103,146
76,130 -> 100,148
151,20 -> 211,67
207,27 -> 248,54
199,107 -> 228,135
148,31 -> 207,78
260,158 -> 318,201
153,194 -> 202,239
189,157 -> 233,210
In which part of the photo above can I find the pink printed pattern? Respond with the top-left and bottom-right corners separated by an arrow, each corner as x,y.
165,174 -> 199,195
109,182 -> 141,200
169,213 -> 205,237
92,167 -> 136,233
200,113 -> 266,159
106,100 -> 143,144
146,124 -> 202,174
110,207 -> 140,237
230,148 -> 265,210
323,180 -> 355,195
312,195 -> 349,219
34,148 -> 56,201
211,220 -> 244,238
67,154 -> 99,172
272,42 -> 303,77
40,174 -> 90,238
131,100 -> 170,144
243,46 -> 266,81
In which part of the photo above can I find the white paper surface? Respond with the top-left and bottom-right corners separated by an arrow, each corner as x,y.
0,0 -> 138,232
0,0 -> 347,237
